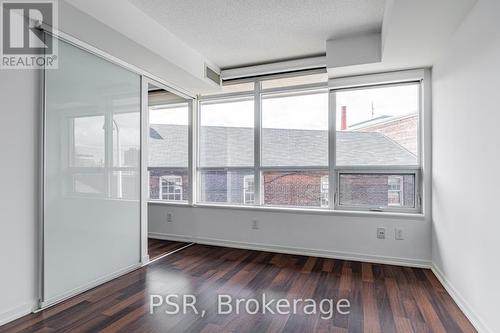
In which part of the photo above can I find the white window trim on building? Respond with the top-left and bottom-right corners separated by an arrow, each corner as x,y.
320,175 -> 329,208
243,175 -> 255,204
159,175 -> 183,201
388,175 -> 404,206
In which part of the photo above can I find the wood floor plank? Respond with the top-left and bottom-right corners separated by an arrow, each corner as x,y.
409,281 -> 448,333
147,238 -> 189,260
393,316 -> 415,333
0,244 -> 476,333
301,257 -> 317,273
362,263 -> 374,282
362,281 -> 381,333
321,258 -> 334,273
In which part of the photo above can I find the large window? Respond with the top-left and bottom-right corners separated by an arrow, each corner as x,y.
195,70 -> 424,213
335,83 -> 420,166
199,96 -> 255,204
261,90 -> 329,207
148,84 -> 191,202
333,82 -> 420,212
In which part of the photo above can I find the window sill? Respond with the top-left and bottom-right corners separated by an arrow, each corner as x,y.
148,200 -> 190,207
147,200 -> 425,220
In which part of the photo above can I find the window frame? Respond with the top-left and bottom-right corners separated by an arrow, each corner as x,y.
330,76 -> 423,214
192,69 -> 427,215
197,93 -> 256,206
260,87 -> 329,208
334,167 -> 421,214
145,79 -> 194,204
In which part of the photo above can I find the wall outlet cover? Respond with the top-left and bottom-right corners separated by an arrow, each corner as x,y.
251,219 -> 259,230
395,228 -> 404,240
377,227 -> 386,239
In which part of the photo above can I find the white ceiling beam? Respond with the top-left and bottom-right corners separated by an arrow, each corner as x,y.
221,56 -> 326,81
326,32 -> 381,69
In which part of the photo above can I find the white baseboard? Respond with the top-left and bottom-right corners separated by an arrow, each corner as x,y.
431,264 -> 491,333
148,232 -> 431,268
0,302 -> 36,327
148,232 -> 195,244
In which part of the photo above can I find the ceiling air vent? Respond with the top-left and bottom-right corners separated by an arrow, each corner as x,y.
205,65 -> 221,86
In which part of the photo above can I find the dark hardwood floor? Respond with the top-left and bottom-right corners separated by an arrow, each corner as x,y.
148,238 -> 190,260
0,244 -> 476,333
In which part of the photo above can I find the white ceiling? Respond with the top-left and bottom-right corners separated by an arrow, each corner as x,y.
128,0 -> 386,69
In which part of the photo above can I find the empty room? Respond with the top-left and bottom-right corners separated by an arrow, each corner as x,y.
0,0 -> 498,332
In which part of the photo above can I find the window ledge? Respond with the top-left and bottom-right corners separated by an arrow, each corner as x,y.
147,200 -> 425,220
148,200 -> 190,207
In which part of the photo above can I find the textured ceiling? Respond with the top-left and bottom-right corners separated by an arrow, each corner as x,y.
128,0 -> 386,69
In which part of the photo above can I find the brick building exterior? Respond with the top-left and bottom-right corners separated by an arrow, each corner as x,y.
263,171 -> 328,207
338,173 -> 415,207
350,113 -> 418,155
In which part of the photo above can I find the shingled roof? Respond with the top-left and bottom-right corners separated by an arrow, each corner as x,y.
149,124 -> 417,168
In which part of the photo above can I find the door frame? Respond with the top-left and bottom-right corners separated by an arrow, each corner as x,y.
140,76 -> 195,263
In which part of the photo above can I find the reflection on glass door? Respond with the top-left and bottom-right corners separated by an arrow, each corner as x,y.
43,36 -> 141,306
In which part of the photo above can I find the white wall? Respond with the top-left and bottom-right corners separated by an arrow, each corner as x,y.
0,70 -> 39,324
149,205 -> 431,267
432,0 -> 500,332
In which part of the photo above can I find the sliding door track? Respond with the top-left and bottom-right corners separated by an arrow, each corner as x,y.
146,242 -> 195,265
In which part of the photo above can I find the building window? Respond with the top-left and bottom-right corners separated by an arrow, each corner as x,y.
320,175 -> 329,208
388,175 -> 404,206
160,176 -> 183,201
243,175 -> 255,204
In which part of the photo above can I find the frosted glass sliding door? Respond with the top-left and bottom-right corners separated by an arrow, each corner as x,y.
43,37 -> 141,306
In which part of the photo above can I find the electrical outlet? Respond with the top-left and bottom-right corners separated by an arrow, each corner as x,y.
395,228 -> 404,240
166,212 -> 173,223
377,227 -> 386,239
251,219 -> 259,230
